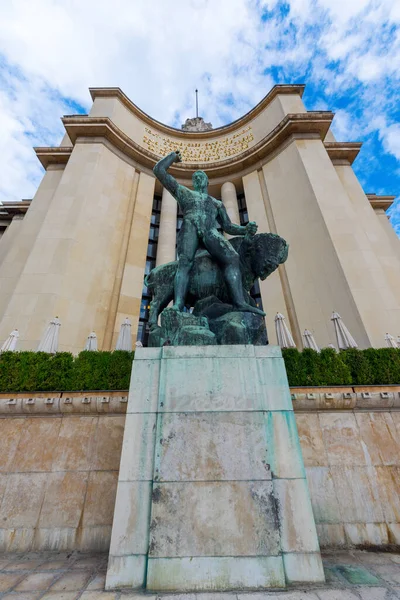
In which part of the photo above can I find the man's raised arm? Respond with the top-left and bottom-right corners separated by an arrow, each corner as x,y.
153,150 -> 182,198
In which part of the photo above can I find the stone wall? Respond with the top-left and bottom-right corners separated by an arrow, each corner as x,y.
0,387 -> 399,553
0,392 -> 127,553
293,387 -> 400,549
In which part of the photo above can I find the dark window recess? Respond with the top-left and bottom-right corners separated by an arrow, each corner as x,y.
137,194 -> 161,346
238,193 -> 249,226
238,193 -> 263,311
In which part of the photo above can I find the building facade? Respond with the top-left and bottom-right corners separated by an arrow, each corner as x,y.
0,84 -> 399,352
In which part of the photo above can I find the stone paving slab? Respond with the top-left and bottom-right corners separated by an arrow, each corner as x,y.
0,550 -> 398,599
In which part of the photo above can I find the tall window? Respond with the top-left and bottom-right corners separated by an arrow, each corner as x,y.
137,194 -> 161,346
237,192 -> 264,311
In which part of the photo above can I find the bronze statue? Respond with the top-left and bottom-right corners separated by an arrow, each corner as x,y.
153,150 -> 265,317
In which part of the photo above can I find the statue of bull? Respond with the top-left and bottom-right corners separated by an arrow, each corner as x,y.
145,232 -> 288,329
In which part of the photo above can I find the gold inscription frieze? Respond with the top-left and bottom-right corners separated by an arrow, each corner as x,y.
142,125 -> 254,162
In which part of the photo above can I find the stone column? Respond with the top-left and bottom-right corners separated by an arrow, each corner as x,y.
0,142 -> 136,353
242,171 -> 294,346
221,181 -> 240,234
262,138 -> 400,348
156,188 -> 177,266
0,166 -> 64,324
111,171 -> 156,348
335,164 -> 400,298
373,208 -> 400,264
0,215 -> 24,269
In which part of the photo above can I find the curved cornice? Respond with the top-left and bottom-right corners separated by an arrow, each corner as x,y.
367,194 -> 396,211
34,147 -> 73,169
324,142 -> 362,165
89,84 -> 306,139
52,112 -> 332,179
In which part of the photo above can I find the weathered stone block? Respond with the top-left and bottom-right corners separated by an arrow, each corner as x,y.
330,466 -> 384,523
109,481 -> 152,556
119,413 -> 157,482
105,554 -> 147,590
296,413 -> 327,467
146,556 -> 285,591
265,411 -> 305,479
344,523 -> 389,546
274,478 -> 320,553
149,481 -> 280,557
283,552 -> 325,583
305,467 -> 342,524
316,523 -> 346,548
127,357 -> 161,413
319,413 -> 365,466
154,412 -> 271,482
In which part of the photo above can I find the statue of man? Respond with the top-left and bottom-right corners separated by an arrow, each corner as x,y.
153,150 -> 265,317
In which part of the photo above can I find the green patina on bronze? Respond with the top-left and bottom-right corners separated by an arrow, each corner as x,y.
149,151 -> 289,346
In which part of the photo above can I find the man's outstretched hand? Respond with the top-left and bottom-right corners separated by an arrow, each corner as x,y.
245,221 -> 258,236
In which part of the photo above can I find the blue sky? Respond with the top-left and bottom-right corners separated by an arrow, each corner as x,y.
0,0 -> 399,235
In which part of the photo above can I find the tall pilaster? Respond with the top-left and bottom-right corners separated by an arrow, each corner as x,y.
0,143 -> 136,353
335,165 -> 400,306
0,166 -> 64,324
111,171 -> 156,348
156,188 -> 177,266
373,208 -> 400,264
221,181 -> 240,235
0,215 -> 24,269
242,171 -> 292,346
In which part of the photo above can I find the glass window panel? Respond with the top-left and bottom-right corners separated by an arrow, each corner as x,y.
147,242 -> 157,258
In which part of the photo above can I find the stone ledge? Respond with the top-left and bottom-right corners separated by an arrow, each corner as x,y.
0,391 -> 127,415
0,386 -> 399,415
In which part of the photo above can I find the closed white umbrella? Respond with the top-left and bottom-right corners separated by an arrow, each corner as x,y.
84,331 -> 98,351
38,317 -> 61,353
385,333 -> 397,348
331,312 -> 358,350
303,329 -> 319,352
115,317 -> 132,351
1,329 -> 19,352
274,313 -> 296,349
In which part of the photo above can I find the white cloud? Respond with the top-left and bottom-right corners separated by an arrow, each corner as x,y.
0,0 -> 399,212
379,123 -> 400,161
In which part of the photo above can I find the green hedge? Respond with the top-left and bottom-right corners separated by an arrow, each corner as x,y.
282,347 -> 400,387
0,351 -> 135,392
0,347 -> 399,392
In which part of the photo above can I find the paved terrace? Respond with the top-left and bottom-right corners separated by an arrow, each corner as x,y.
0,550 -> 398,599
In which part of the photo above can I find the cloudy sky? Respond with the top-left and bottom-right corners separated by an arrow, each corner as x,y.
0,0 -> 399,235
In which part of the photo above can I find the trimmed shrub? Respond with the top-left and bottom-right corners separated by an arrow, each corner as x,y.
317,348 -> 352,386
341,348 -> 374,385
282,347 -> 352,386
0,351 -> 74,392
108,351 -> 135,390
362,348 -> 400,385
281,348 -> 304,386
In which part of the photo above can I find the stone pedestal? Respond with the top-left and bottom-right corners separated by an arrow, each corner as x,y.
106,345 -> 324,591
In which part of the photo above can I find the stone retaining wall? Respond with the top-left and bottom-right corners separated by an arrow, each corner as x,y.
0,387 -> 399,553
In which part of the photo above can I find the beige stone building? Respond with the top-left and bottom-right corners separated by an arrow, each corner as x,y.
0,84 -> 399,352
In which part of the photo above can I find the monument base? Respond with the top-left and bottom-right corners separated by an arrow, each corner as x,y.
106,345 -> 324,591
